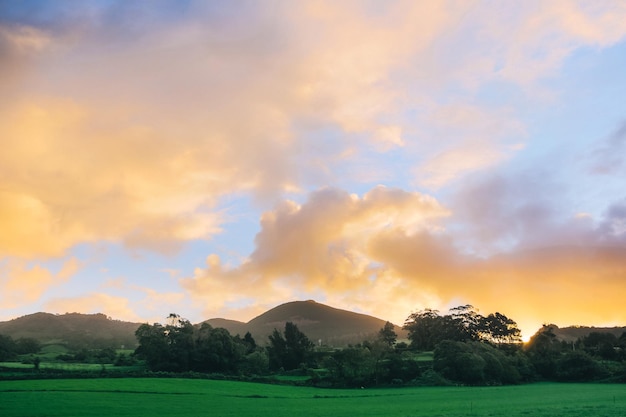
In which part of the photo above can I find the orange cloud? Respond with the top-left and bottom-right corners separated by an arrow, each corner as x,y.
0,257 -> 79,309
0,98 -> 225,257
2,1 -> 625,260
181,186 -> 450,318
182,185 -> 626,339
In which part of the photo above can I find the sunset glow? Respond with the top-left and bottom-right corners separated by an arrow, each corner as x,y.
1,1 -> 626,340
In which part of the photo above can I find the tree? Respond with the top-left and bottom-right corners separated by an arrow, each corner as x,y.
434,341 -> 486,385
267,328 -> 287,371
0,335 -> 17,361
434,340 -> 523,385
241,350 -> 269,375
581,332 -> 618,360
524,324 -> 562,379
479,313 -> 522,345
134,314 -> 194,372
267,322 -> 313,371
556,351 -> 604,381
449,305 -> 483,342
404,306 -> 483,350
243,332 -> 257,354
135,323 -> 170,370
193,324 -> 244,373
403,309 -> 442,350
378,321 -> 398,347
324,345 -> 374,387
15,338 -> 41,355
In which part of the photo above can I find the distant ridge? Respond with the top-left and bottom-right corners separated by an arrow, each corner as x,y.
202,318 -> 248,336
550,325 -> 626,343
0,312 -> 141,348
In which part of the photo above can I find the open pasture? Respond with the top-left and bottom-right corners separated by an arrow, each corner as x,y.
1,379 -> 624,417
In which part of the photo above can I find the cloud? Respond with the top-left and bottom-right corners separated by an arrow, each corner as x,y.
183,184 -> 626,338
181,186 -> 449,316
466,0 -> 626,86
589,121 -> 626,175
2,1 -> 625,260
0,257 -> 79,309
413,104 -> 527,187
0,98 -> 225,257
596,199 -> 626,242
451,168 -> 626,254
0,23 -> 52,98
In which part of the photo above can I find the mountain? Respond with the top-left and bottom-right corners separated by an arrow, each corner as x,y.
0,312 -> 142,349
0,302 -> 401,349
207,300 -> 406,346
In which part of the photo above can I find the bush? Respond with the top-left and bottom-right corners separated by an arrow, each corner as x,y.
556,351 -> 606,382
434,341 -> 523,385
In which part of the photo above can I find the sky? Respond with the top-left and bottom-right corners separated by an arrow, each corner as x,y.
1,0 -> 626,341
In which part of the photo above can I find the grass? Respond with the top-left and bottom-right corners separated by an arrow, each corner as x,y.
0,362 -> 143,374
0,379 -> 625,417
1,362 -> 108,371
414,351 -> 434,362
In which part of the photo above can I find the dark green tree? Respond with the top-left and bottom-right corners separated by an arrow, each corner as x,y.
15,338 -> 41,355
434,341 -> 486,385
434,340 -> 523,385
134,323 -> 170,370
581,332 -> 618,360
267,322 -> 313,371
524,324 -> 562,379
243,332 -> 257,354
449,305 -> 483,342
193,324 -> 244,373
0,334 -> 17,361
378,321 -> 398,347
556,351 -> 605,381
267,328 -> 287,371
404,306 -> 484,350
324,345 -> 374,386
479,312 -> 522,345
241,350 -> 269,375
403,308 -> 442,350
134,314 -> 194,371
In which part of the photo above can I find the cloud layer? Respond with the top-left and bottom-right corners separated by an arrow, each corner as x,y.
1,1 -> 626,336
183,185 -> 626,337
3,1 -> 625,258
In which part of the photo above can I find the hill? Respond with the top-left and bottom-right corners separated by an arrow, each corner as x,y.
207,300 -> 406,346
203,318 -> 248,336
0,301 -> 403,349
0,312 -> 142,349
551,325 -> 626,343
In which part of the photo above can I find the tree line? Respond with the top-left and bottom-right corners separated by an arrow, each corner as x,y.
0,335 -> 40,361
6,306 -> 625,386
130,307 -> 626,386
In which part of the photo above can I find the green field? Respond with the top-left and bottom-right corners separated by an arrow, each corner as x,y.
1,379 -> 625,417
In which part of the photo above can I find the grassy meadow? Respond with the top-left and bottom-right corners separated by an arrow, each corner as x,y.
1,379 -> 625,417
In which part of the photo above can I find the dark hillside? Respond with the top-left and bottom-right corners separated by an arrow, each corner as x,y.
552,325 -> 626,342
0,312 -> 141,349
243,300 -> 406,346
202,318 -> 247,336
1,301 -> 407,349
